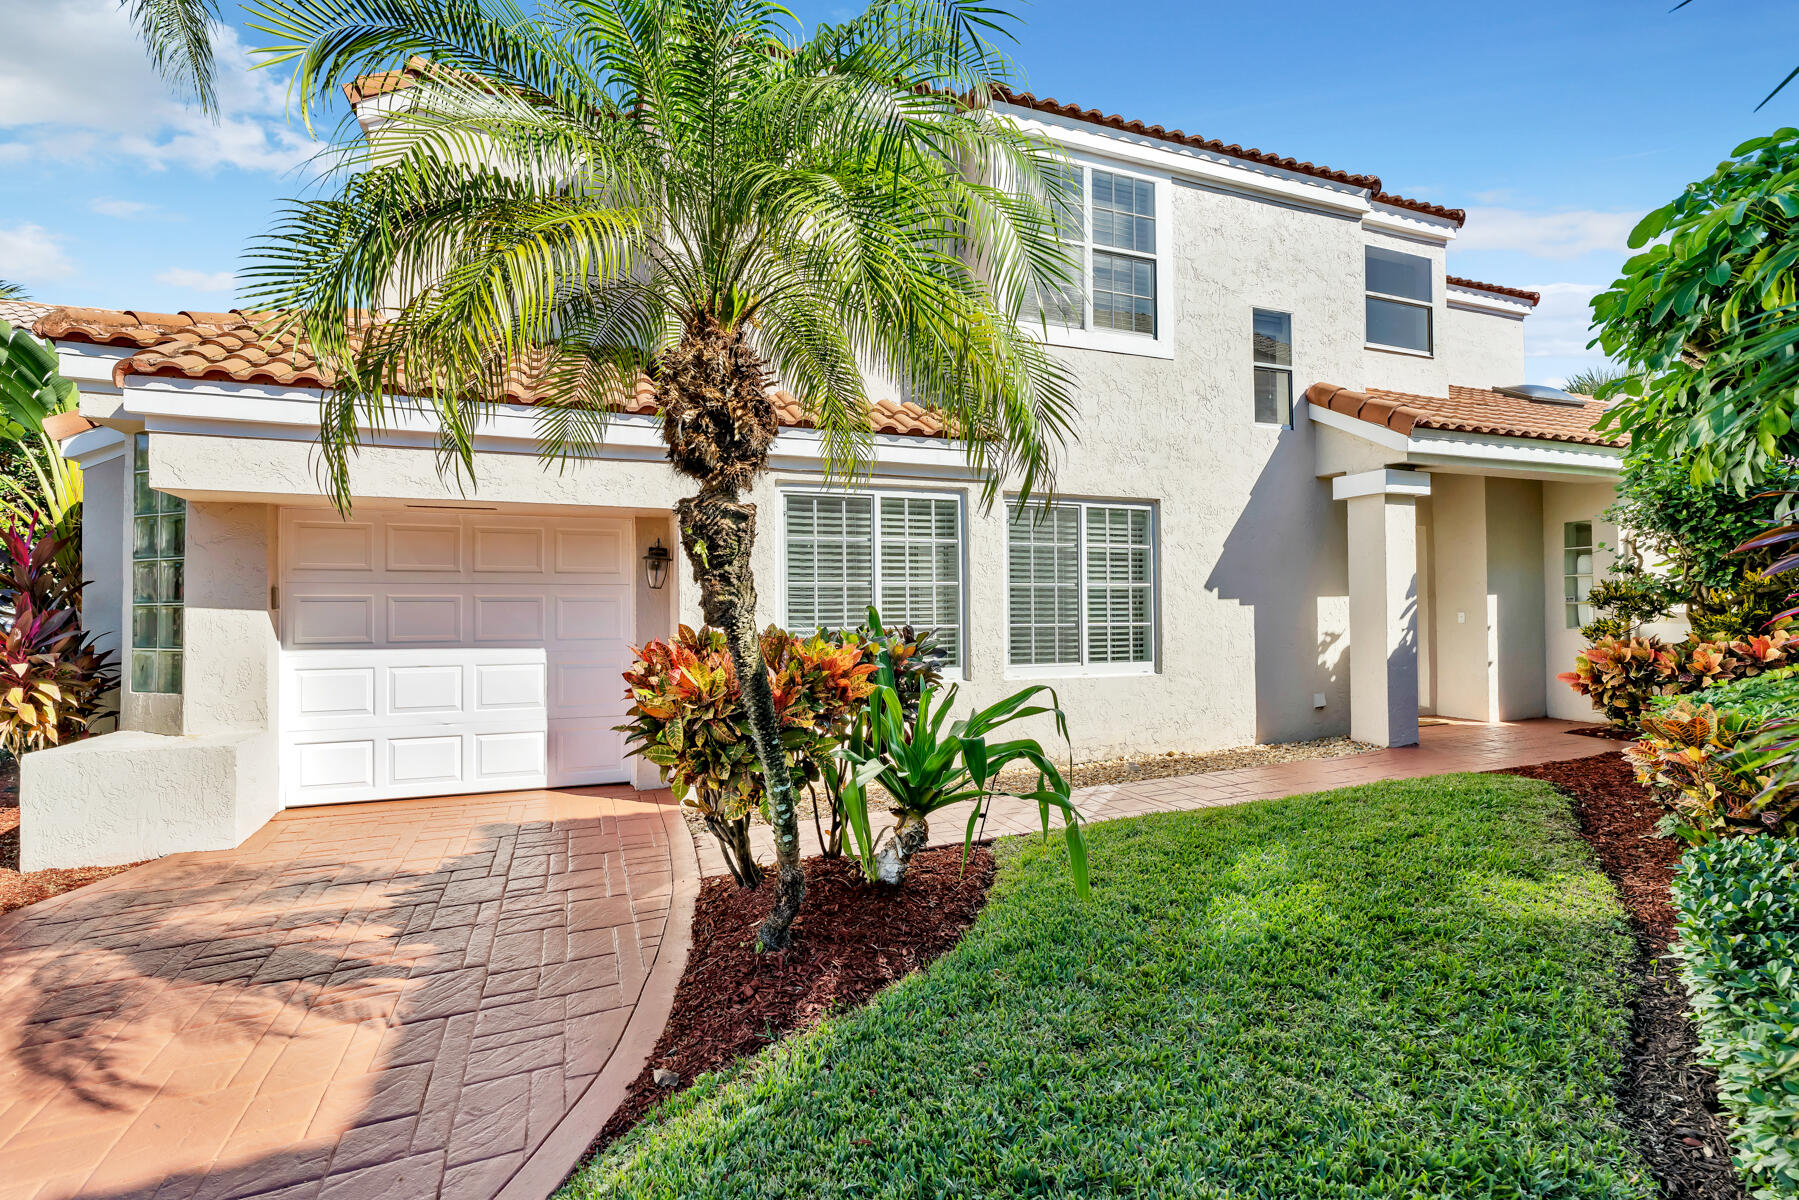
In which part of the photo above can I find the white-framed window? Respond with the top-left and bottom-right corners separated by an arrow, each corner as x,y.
1365,245 -> 1433,354
1564,521 -> 1595,629
130,433 -> 185,694
783,490 -> 963,666
1007,500 -> 1155,671
1025,157 -> 1172,357
1253,309 -> 1293,426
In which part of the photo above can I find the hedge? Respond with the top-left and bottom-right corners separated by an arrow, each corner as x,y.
1672,836 -> 1799,1198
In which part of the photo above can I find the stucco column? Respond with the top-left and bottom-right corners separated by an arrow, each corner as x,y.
1337,469 -> 1429,748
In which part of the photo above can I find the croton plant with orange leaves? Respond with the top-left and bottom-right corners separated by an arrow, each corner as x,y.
1559,629 -> 1798,729
618,624 -> 877,886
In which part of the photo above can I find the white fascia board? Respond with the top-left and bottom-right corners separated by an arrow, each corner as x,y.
1361,203 -> 1460,246
54,342 -> 132,392
118,377 -> 975,477
1308,400 -> 1624,478
1333,468 -> 1431,500
1446,288 -> 1533,320
59,426 -> 128,467
999,105 -> 1374,220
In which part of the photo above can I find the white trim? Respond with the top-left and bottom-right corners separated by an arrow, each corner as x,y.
54,343 -> 133,393
59,426 -> 127,466
1361,203 -> 1460,244
1333,468 -> 1431,500
114,380 -> 979,480
1002,105 -> 1377,223
1365,341 -> 1435,359
1445,285 -> 1534,320
1308,402 -> 1626,478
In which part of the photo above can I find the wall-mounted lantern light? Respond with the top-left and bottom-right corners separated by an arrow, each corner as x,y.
644,539 -> 672,590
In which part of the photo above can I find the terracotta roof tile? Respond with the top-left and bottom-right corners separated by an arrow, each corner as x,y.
114,312 -> 945,438
1446,276 -> 1541,307
341,63 -> 1464,227
1306,381 -> 1621,448
0,299 -> 52,328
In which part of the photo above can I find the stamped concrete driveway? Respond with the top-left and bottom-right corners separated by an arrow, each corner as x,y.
0,786 -> 695,1200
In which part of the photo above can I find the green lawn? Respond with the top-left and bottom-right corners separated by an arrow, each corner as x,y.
565,774 -> 1656,1199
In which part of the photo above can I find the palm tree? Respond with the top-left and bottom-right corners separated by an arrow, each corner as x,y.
1562,364 -> 1627,397
0,281 -> 29,302
230,0 -> 1080,948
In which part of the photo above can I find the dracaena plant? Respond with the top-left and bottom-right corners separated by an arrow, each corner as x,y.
0,522 -> 117,759
836,680 -> 1089,894
234,0 -> 1080,949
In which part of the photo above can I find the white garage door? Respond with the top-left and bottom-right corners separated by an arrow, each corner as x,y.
278,509 -> 636,806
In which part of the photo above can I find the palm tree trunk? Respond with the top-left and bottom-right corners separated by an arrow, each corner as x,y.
675,488 -> 804,948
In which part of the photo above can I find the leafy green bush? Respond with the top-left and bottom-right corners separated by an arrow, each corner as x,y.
1560,630 -> 1798,728
1671,837 -> 1799,1198
0,522 -> 117,757
1649,666 -> 1799,724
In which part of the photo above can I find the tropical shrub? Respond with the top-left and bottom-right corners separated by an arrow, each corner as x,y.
0,522 -> 117,758
617,624 -> 876,887
1629,700 -> 1799,843
836,680 -> 1089,894
1560,629 -> 1798,728
1670,836 -> 1799,1198
1579,560 -> 1679,641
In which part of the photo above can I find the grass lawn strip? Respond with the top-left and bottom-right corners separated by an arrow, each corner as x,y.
565,772 -> 1655,1199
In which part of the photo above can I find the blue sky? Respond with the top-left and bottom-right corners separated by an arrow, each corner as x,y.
1,0 -> 1793,384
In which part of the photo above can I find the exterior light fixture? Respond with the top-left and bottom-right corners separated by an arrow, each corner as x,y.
644,539 -> 672,590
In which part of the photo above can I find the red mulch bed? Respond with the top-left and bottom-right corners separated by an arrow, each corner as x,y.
0,758 -> 142,916
585,843 -> 996,1156
1501,753 -> 1744,1200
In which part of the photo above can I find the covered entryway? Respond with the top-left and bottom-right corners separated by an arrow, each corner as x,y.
278,509 -> 636,805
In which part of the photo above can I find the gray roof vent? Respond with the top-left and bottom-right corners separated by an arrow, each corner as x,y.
1492,383 -> 1585,406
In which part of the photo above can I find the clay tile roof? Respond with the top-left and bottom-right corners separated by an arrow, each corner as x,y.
1446,276 -> 1541,307
1306,381 -> 1623,448
339,64 -> 1465,227
0,299 -> 52,328
115,312 -> 946,438
31,306 -> 212,348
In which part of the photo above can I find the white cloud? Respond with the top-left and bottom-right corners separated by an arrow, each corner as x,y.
89,198 -> 157,219
1523,282 -> 1609,359
154,268 -> 236,293
0,224 -> 75,283
0,0 -> 319,174
1456,207 -> 1643,261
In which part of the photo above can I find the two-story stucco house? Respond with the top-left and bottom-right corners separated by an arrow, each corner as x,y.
19,85 -> 1629,871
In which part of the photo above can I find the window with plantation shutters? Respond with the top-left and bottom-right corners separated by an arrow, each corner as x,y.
1022,161 -> 1163,348
783,491 -> 962,667
1007,501 -> 1155,669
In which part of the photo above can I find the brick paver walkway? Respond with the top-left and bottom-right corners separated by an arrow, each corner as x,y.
0,786 -> 696,1200
694,718 -> 1618,877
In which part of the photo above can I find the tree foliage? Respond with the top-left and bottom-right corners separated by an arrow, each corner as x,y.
1594,130 -> 1799,491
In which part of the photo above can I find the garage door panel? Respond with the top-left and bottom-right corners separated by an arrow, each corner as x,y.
385,522 -> 462,572
281,511 -> 636,805
388,735 -> 463,786
291,595 -> 375,646
388,594 -> 464,643
474,595 -> 545,642
291,521 -> 375,572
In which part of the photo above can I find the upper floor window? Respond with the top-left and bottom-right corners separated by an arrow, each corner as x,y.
131,433 -> 185,694
1253,310 -> 1293,425
1007,500 -> 1155,671
1027,162 -> 1165,349
1365,246 -> 1433,354
784,491 -> 963,666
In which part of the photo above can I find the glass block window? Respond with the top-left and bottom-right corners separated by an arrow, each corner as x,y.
1253,309 -> 1293,426
1365,245 -> 1433,354
784,492 -> 962,666
1564,521 -> 1596,629
1024,163 -> 1159,338
1008,501 -> 1155,668
131,433 -> 185,694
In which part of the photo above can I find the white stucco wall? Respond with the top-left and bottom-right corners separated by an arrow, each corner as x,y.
1443,303 -> 1528,389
